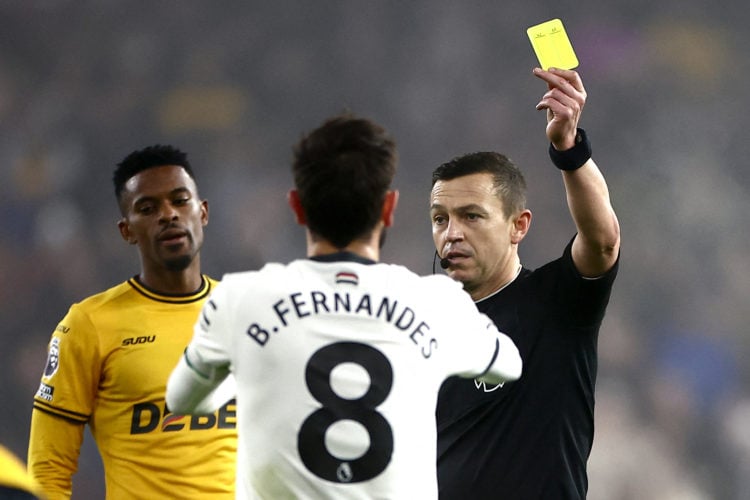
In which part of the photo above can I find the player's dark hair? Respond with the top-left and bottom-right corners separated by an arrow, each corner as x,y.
113,145 -> 195,202
292,112 -> 397,249
432,152 -> 527,219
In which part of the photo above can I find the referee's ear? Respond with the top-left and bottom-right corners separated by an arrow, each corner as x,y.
287,189 -> 307,225
510,209 -> 532,245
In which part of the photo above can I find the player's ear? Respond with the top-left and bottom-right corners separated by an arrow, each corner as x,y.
200,199 -> 209,227
287,189 -> 306,225
118,218 -> 136,245
511,209 -> 532,244
382,190 -> 399,227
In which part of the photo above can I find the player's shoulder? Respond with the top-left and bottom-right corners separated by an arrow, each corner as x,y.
53,281 -> 134,334
214,263 -> 288,295
70,280 -> 133,312
380,264 -> 467,292
385,263 -> 454,283
420,272 -> 465,289
220,262 -> 284,282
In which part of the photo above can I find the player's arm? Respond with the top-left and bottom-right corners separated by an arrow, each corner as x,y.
28,307 -> 100,500
27,409 -> 85,500
534,67 -> 621,278
167,281 -> 236,415
440,275 -> 523,384
444,283 -> 522,384
166,346 -> 230,415
472,319 -> 522,386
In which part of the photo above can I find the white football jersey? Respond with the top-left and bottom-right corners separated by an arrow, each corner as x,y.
184,254 -> 520,499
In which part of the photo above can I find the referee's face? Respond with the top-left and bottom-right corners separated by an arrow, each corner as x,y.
118,165 -> 208,276
430,172 -> 523,301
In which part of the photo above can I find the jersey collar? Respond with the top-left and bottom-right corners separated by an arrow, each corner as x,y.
475,264 -> 524,304
128,275 -> 213,303
309,251 -> 376,266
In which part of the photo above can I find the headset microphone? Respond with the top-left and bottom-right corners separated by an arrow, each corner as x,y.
432,251 -> 452,272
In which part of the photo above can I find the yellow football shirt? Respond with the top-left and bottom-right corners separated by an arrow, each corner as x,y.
29,276 -> 236,499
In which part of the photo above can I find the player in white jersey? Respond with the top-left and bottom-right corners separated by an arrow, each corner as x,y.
166,113 -> 522,499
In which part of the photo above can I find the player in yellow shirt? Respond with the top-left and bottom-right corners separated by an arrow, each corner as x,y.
1,444 -> 44,499
27,145 -> 237,499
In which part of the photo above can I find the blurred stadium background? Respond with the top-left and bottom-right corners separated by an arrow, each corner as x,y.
1,2 -> 748,498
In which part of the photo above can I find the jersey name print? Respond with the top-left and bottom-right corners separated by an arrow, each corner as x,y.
244,287 -> 437,358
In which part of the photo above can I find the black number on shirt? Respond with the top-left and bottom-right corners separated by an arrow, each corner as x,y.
298,341 -> 393,483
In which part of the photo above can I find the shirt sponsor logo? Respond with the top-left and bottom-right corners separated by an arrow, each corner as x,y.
129,399 -> 237,434
36,382 -> 54,402
121,335 -> 156,346
44,337 -> 60,378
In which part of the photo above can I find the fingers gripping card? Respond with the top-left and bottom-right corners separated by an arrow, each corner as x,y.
527,19 -> 579,70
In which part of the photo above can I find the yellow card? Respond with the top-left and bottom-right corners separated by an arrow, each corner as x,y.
526,19 -> 579,70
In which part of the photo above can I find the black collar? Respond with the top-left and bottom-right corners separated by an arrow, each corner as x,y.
309,251 -> 376,265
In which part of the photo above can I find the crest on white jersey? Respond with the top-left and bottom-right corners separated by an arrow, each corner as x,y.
335,272 -> 359,285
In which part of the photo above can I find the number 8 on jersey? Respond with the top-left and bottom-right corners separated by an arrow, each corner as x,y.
298,341 -> 394,483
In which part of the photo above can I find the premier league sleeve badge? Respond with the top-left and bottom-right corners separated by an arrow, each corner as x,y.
43,337 -> 61,378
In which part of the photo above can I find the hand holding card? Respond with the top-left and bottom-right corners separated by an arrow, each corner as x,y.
527,19 -> 579,70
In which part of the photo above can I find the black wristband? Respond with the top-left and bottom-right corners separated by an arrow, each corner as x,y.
548,128 -> 592,171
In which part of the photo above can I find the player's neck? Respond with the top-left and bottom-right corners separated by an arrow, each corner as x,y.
306,232 -> 381,262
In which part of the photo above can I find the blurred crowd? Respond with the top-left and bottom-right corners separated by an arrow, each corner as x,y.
1,2 -> 748,498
